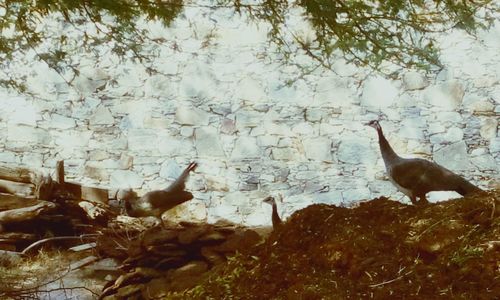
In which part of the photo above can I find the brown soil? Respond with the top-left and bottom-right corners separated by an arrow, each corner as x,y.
173,191 -> 500,299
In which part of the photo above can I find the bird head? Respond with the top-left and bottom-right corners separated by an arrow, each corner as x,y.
263,196 -> 276,206
365,120 -> 381,131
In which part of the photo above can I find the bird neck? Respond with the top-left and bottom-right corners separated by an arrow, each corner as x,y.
271,203 -> 281,226
377,127 -> 400,164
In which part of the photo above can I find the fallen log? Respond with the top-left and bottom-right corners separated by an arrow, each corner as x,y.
0,200 -> 56,223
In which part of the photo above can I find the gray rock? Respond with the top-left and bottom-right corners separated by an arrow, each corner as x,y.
7,124 -> 51,145
480,118 -> 498,139
49,114 -> 76,129
402,71 -> 428,90
272,147 -> 302,160
338,138 -> 377,164
231,137 -> 261,159
360,76 -> 398,108
490,137 -> 500,154
424,81 -> 465,110
159,160 -> 181,180
303,137 -> 332,161
434,141 -> 471,171
175,106 -> 210,126
110,170 -> 144,188
195,127 -> 225,157
90,105 -> 114,125
127,129 -> 158,151
430,127 -> 464,144
471,154 -> 498,171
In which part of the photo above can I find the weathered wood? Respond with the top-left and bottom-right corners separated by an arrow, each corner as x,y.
70,255 -> 98,270
0,165 -> 36,184
55,160 -> 65,184
0,232 -> 37,243
60,182 -> 109,204
0,179 -> 34,197
0,193 -> 38,211
0,200 -> 56,223
69,242 -> 97,252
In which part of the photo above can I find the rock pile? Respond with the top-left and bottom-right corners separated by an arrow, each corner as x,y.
98,220 -> 262,299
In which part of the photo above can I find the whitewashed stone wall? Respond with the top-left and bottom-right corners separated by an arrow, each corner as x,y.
0,8 -> 499,226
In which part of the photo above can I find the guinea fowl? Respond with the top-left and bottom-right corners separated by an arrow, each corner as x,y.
366,120 -> 483,204
263,196 -> 282,228
119,162 -> 198,218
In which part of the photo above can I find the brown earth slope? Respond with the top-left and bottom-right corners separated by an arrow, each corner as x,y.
172,190 -> 500,299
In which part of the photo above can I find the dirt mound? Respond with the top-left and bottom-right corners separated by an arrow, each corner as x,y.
174,191 -> 499,299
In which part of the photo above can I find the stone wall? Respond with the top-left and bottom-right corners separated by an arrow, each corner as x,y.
0,8 -> 499,225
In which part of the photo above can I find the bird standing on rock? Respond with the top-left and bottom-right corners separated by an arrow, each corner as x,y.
263,196 -> 282,228
366,120 -> 483,205
118,162 -> 198,218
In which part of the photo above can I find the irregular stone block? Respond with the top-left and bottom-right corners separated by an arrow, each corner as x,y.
175,106 -> 209,126
90,105 -> 114,125
402,71 -> 428,90
360,76 -> 398,108
434,141 -> 471,171
231,137 -> 261,159
338,138 -> 377,164
424,81 -> 465,110
303,137 -> 332,161
7,125 -> 51,145
480,118 -> 498,139
195,127 -> 225,157
110,170 -> 144,188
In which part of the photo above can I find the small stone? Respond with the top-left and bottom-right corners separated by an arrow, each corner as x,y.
480,118 -> 498,139
402,71 -> 428,90
303,137 -> 332,161
231,137 -> 261,159
110,170 -> 144,188
49,114 -> 76,129
195,127 -> 225,157
175,106 -> 210,126
434,141 -> 471,171
90,105 -> 114,125
220,118 -> 236,134
424,81 -> 465,110
360,76 -> 398,108
180,126 -> 194,137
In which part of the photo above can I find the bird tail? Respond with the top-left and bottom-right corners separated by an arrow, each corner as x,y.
164,162 -> 197,193
454,176 -> 483,196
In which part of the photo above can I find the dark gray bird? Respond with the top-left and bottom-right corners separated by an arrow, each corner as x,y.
366,120 -> 483,204
118,162 -> 197,217
263,196 -> 282,228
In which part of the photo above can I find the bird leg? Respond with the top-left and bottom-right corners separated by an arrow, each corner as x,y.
409,195 -> 418,205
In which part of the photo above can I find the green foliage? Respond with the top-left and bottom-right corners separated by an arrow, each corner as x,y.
0,0 -> 497,91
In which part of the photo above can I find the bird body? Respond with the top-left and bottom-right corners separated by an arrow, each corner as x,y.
366,120 -> 482,204
119,162 -> 197,218
263,196 -> 282,228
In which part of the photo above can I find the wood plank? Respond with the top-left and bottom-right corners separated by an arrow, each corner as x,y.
0,193 -> 38,211
0,165 -> 36,184
0,200 -> 56,223
62,182 -> 109,204
0,179 -> 34,197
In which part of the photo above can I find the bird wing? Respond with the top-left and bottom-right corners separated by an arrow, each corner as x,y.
389,158 -> 457,192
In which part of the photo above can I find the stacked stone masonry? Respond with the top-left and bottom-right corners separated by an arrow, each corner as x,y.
0,8 -> 499,226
